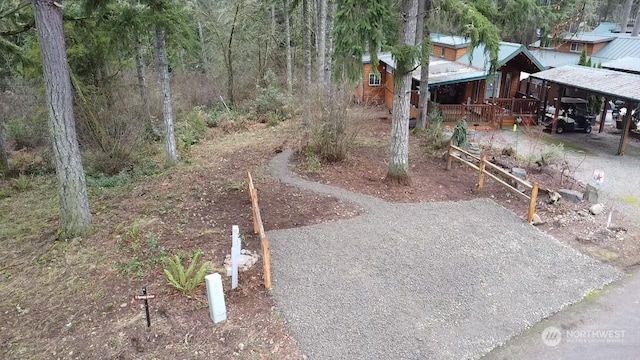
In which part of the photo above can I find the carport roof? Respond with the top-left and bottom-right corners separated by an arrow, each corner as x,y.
530,65 -> 640,103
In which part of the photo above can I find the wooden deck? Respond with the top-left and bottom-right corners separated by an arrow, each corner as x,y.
431,98 -> 540,128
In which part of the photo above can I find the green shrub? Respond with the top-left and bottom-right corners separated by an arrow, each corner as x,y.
11,175 -> 32,192
255,70 -> 293,123
452,118 -> 468,149
177,107 -> 208,148
5,111 -> 49,150
163,251 -> 209,297
425,116 -> 447,150
303,149 -> 322,173
87,170 -> 132,188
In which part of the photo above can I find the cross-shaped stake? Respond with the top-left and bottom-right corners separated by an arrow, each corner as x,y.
134,287 -> 156,327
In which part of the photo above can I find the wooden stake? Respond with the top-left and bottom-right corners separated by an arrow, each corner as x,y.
478,155 -> 486,189
527,182 -> 539,223
261,236 -> 272,290
446,140 -> 453,171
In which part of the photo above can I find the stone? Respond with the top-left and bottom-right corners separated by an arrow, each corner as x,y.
224,250 -> 259,275
548,191 -> 562,204
532,213 -> 543,225
510,167 -> 527,179
511,167 -> 527,192
589,203 -> 605,215
559,189 -> 583,203
583,184 -> 599,203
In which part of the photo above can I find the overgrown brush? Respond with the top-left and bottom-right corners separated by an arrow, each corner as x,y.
422,110 -> 448,150
176,107 -> 208,152
254,70 -> 293,125
4,110 -> 49,150
305,87 -> 358,162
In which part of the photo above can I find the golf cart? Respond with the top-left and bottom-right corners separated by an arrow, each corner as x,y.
543,98 -> 596,134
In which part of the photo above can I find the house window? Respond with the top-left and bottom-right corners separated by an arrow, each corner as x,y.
368,73 -> 381,86
569,42 -> 584,53
440,47 -> 446,58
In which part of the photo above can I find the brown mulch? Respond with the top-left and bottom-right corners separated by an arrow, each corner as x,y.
0,122 -> 359,360
293,108 -> 640,270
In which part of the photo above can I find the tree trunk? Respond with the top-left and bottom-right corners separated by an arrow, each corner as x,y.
632,5 -> 640,37
621,0 -> 633,34
387,0 -> 418,183
225,4 -> 240,106
303,0 -> 312,124
284,0 -> 293,94
134,36 -> 153,127
197,20 -> 208,72
417,0 -> 432,131
154,27 -> 178,164
32,0 -> 91,238
324,0 -> 335,84
317,0 -> 327,83
0,120 -> 8,174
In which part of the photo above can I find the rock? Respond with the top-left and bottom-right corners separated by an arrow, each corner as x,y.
510,167 -> 527,192
559,189 -> 583,203
531,213 -> 543,225
511,167 -> 527,179
589,203 -> 605,215
548,191 -> 562,204
583,184 -> 599,203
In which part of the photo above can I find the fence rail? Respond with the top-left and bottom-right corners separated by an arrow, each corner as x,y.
445,141 -> 539,223
247,171 -> 272,290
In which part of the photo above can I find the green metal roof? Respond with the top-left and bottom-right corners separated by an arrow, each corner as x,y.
457,42 -> 546,72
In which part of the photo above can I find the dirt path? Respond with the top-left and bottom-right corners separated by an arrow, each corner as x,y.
266,149 -> 621,359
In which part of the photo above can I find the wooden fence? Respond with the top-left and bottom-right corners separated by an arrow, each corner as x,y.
491,98 -> 540,117
439,104 -> 497,123
445,142 -> 539,223
247,171 -> 272,290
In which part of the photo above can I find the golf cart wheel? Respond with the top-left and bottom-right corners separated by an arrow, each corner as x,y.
585,125 -> 592,134
556,126 -> 564,134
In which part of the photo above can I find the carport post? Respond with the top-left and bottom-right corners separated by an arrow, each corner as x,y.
598,97 -> 609,133
617,101 -> 634,155
551,87 -> 563,134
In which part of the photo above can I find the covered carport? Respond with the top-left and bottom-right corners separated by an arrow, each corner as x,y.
530,65 -> 640,155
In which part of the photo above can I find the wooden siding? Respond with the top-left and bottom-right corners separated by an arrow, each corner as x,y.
359,63 -> 386,104
432,45 -> 467,61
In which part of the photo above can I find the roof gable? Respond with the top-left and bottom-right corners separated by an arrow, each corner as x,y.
457,42 -> 545,72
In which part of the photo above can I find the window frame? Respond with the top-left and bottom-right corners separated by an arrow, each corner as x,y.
440,47 -> 446,58
569,42 -> 584,53
368,72 -> 381,87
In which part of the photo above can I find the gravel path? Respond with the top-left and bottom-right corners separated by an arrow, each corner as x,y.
268,149 -> 621,359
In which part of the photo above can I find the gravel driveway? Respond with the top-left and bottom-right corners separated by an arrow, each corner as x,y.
267,150 -> 621,359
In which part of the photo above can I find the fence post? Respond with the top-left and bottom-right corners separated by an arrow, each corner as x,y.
446,140 -> 453,170
527,182 -> 539,223
478,155 -> 486,189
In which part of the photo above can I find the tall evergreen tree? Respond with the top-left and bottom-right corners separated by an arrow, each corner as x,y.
32,0 -> 92,238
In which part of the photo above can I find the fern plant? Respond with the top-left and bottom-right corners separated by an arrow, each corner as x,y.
163,251 -> 209,296
452,118 -> 468,149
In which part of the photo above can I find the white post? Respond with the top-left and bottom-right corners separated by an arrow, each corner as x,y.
205,273 -> 227,324
231,225 -> 240,289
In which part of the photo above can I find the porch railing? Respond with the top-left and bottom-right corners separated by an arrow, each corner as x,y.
490,98 -> 540,116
